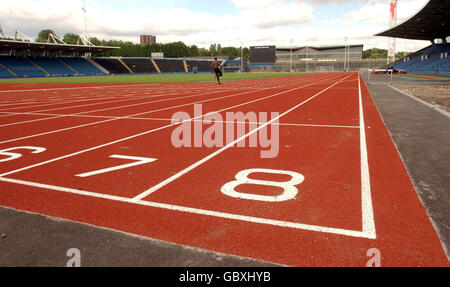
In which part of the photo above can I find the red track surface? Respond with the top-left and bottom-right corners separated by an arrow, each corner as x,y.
0,73 -> 447,266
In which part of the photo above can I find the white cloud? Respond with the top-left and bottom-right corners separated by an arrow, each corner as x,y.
237,2 -> 315,28
229,0 -> 279,9
344,0 -> 429,25
0,0 -> 432,52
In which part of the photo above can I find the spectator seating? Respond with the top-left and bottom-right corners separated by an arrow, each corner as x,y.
185,60 -> 213,72
121,58 -> 158,73
0,64 -> 17,78
32,57 -> 78,76
62,57 -> 106,76
153,58 -> 185,73
0,56 -> 47,77
93,57 -> 131,74
393,44 -> 450,73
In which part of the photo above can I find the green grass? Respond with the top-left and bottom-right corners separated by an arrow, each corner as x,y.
0,72 -> 312,84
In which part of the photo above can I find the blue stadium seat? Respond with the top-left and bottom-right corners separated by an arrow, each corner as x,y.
393,44 -> 450,73
0,56 -> 47,77
62,58 -> 106,76
0,64 -> 17,78
32,57 -> 78,76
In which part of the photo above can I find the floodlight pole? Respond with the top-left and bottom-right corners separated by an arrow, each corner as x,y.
290,39 -> 293,72
82,0 -> 88,39
241,42 -> 243,73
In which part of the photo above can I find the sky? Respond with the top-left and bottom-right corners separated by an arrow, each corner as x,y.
0,0 -> 433,51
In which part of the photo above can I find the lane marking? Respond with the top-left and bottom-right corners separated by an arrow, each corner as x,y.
3,112 -> 360,129
0,88 -> 265,144
0,83 -> 163,93
358,74 -> 376,239
0,74 -> 341,177
0,73 -> 334,144
132,73 -> 353,201
0,176 -> 374,239
76,155 -> 157,177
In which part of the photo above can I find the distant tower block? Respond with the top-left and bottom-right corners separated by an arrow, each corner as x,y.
140,35 -> 156,45
388,0 -> 398,63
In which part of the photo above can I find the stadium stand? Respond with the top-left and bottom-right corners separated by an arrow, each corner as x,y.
153,58 -> 185,73
121,58 -> 159,74
0,63 -> 16,78
0,56 -> 47,77
62,57 -> 106,76
91,57 -> 213,74
185,59 -> 214,72
93,57 -> 130,74
392,44 -> 450,73
32,57 -> 78,76
376,0 -> 449,74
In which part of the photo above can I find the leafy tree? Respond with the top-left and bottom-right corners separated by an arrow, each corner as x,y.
63,33 -> 79,44
36,29 -> 56,42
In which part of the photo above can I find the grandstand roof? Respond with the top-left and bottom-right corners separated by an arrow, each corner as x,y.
375,0 -> 450,41
0,39 -> 119,53
276,45 -> 363,52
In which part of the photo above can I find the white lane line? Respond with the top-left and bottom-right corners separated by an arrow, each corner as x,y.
0,88 -> 266,145
0,73 -> 333,143
0,94 -> 143,112
131,73 -> 353,201
0,83 -> 163,93
0,74 -> 337,177
1,111 -> 360,129
75,155 -> 157,177
0,90 -> 204,127
0,176 -> 373,239
358,73 -> 376,239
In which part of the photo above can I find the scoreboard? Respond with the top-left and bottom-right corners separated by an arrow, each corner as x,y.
249,46 -> 276,65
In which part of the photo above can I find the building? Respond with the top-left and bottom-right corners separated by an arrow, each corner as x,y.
140,35 -> 156,45
276,45 -> 363,61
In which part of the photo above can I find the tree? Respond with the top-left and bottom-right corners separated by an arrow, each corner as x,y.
362,48 -> 388,59
36,29 -> 56,42
63,33 -> 79,44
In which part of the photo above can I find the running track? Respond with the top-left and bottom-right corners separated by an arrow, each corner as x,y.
0,73 -> 447,266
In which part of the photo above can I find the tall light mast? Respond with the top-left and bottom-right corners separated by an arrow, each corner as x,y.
387,0 -> 398,64
82,0 -> 88,39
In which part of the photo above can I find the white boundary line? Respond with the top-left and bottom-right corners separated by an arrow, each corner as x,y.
0,83 -> 163,93
3,112 -> 360,129
0,176 -> 370,238
358,74 -> 376,239
389,85 -> 450,118
0,73 -> 334,144
0,88 -> 266,144
131,74 -> 354,201
0,73 -> 376,239
0,74 -> 333,176
0,89 -> 228,127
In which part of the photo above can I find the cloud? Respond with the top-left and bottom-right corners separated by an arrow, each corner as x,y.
0,0 -> 431,52
344,0 -> 428,25
237,2 -> 315,28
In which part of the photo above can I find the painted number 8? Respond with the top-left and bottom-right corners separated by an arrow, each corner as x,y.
221,168 -> 305,202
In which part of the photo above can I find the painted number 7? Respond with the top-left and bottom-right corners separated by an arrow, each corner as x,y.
76,155 -> 157,177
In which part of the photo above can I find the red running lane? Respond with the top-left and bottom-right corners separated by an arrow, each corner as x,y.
0,73 -> 447,266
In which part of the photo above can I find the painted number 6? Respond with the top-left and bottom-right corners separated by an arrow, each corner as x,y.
221,168 -> 305,202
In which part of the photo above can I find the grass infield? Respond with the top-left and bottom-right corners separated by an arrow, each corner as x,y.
0,72 -> 312,84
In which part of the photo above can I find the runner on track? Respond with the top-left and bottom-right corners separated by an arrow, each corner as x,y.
210,57 -> 223,85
